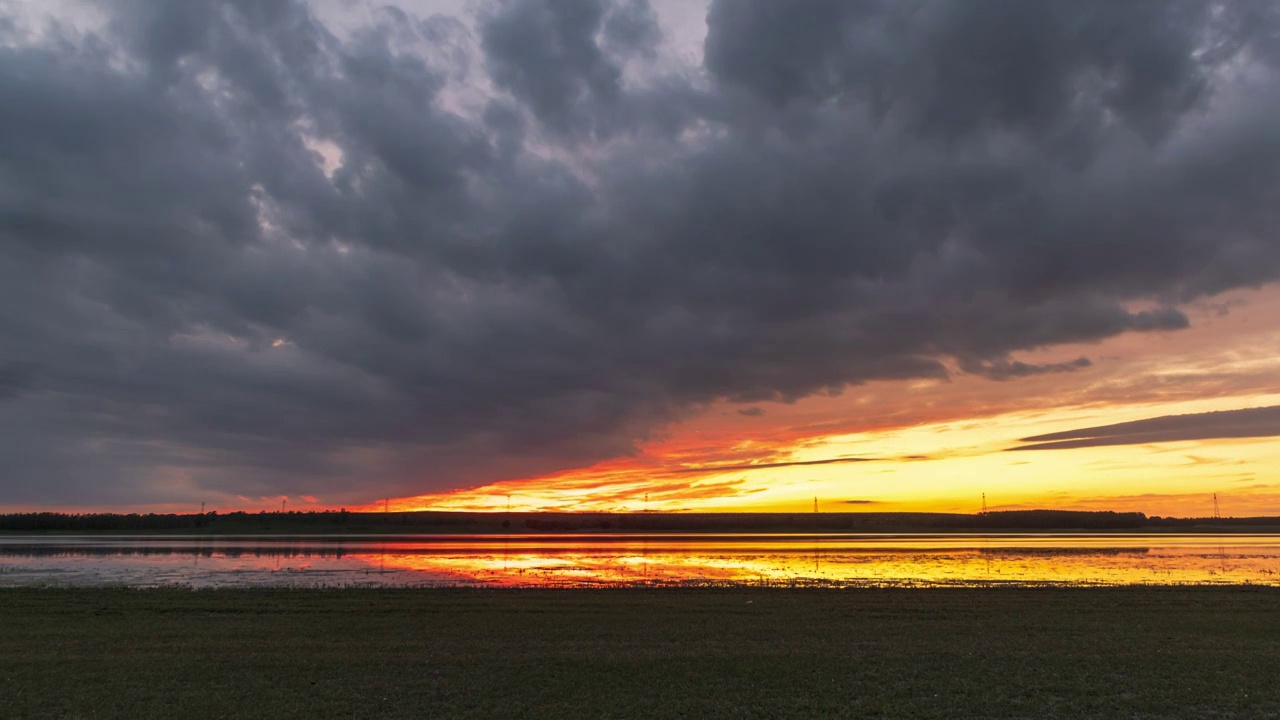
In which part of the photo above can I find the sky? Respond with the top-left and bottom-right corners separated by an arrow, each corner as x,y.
2,0 -> 1280,517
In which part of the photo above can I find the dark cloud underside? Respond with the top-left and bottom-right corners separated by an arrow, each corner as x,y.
1,0 -> 1279,504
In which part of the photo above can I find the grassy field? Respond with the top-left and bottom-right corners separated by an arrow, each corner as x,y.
1,587 -> 1278,719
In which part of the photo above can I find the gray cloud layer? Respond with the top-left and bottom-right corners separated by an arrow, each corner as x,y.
1013,406 -> 1280,451
2,0 -> 1279,505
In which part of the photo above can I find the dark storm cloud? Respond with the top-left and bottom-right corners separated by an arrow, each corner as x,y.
1,0 -> 1279,505
1013,406 -> 1280,451
960,356 -> 1092,382
0,362 -> 36,401
707,0 -> 1212,140
480,0 -> 667,139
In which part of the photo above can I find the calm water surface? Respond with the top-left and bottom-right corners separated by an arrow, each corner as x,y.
2,534 -> 1278,588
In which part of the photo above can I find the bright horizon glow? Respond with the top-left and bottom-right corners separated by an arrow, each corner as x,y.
371,397 -> 1280,518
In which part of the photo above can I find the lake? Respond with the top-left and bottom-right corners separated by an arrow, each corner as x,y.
2,533 -> 1278,588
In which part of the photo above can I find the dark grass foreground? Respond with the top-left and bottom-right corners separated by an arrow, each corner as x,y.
1,587 -> 1278,719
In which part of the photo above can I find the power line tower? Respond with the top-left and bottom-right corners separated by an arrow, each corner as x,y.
1213,493 -> 1221,520
814,496 -> 818,514
980,493 -> 988,516
281,498 -> 287,513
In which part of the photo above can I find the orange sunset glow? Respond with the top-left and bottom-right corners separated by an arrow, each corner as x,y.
374,287 -> 1280,518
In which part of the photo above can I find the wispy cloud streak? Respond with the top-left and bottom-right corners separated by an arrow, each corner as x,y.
1012,406 -> 1280,451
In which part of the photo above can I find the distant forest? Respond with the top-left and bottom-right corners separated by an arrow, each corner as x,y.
1,509 -> 1277,533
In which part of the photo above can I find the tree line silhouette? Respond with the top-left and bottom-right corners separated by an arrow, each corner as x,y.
2,508 -> 1277,533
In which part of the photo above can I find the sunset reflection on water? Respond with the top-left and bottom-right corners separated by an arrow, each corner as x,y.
1,534 -> 1278,588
